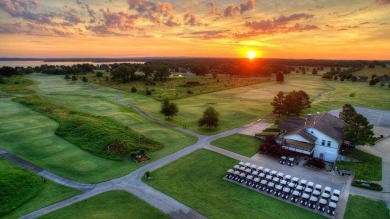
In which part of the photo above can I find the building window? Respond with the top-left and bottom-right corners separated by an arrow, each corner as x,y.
321,140 -> 325,146
327,141 -> 331,147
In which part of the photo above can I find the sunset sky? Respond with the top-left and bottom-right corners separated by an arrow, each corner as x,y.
0,0 -> 389,59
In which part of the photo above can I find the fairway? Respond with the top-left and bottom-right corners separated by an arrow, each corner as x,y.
0,86 -> 195,183
40,191 -> 169,219
211,134 -> 262,157
0,158 -> 80,218
146,149 -> 326,219
344,195 -> 389,219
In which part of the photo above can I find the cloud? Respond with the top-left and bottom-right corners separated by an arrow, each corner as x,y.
235,13 -> 318,38
128,0 -> 174,25
181,30 -> 230,40
183,13 -> 202,26
208,3 -> 220,15
223,0 -> 255,17
165,15 -> 180,27
0,0 -> 54,24
376,0 -> 390,4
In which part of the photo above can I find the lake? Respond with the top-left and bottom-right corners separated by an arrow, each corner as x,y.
0,61 -> 145,67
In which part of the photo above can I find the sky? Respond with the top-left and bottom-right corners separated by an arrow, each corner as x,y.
0,0 -> 389,60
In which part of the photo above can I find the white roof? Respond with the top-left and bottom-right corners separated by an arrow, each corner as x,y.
331,196 -> 339,202
288,182 -> 295,187
300,180 -> 307,184
277,172 -> 284,177
276,185 -> 283,190
319,198 -> 327,205
313,190 -> 321,196
260,180 -> 267,184
322,193 -> 330,198
233,171 -> 240,175
285,175 -> 291,179
267,182 -> 275,187
315,184 -> 322,189
304,188 -> 312,193
308,182 -> 314,187
239,173 -> 246,177
273,177 -> 280,182
283,187 -> 291,193
333,190 -> 340,195
280,180 -> 287,185
245,168 -> 252,173
281,156 -> 286,159
266,175 -> 272,180
245,162 -> 251,167
239,166 -> 245,171
329,202 -> 337,208
246,175 -> 254,180
257,166 -> 264,171
292,177 -> 299,182
271,170 -> 278,175
252,171 -> 259,175
301,193 -> 310,199
251,164 -> 257,169
227,169 -> 234,173
288,157 -> 294,161
254,177 -> 260,182
292,191 -> 300,196
324,186 -> 332,192
239,161 -> 244,165
296,185 -> 303,190
264,168 -> 270,172
234,165 -> 240,169
259,173 -> 265,177
309,196 -> 318,202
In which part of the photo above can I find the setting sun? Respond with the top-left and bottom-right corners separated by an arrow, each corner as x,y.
247,51 -> 256,59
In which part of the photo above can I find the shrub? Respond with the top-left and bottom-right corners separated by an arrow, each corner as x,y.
96,72 -> 103,77
131,87 -> 137,93
146,90 -> 152,95
64,74 -> 71,79
352,180 -> 383,191
307,157 -> 325,169
187,90 -> 193,94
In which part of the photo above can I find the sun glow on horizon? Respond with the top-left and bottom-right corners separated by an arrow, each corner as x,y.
247,51 -> 257,60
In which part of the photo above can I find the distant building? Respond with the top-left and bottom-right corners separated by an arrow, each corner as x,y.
356,76 -> 368,82
277,113 -> 345,163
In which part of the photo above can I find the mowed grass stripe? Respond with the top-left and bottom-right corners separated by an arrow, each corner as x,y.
146,149 -> 326,219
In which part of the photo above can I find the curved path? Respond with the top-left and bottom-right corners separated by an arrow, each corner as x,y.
18,94 -> 245,219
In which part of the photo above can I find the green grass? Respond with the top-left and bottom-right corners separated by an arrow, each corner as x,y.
352,66 -> 390,77
0,96 -> 195,183
344,195 -> 389,219
87,72 -> 267,100
13,95 -> 163,161
336,149 -> 382,181
211,134 -> 262,157
146,149 -> 326,219
0,76 -> 35,94
39,191 -> 169,219
0,158 -> 81,218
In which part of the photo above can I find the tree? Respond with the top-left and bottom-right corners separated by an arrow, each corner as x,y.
111,65 -> 136,83
191,65 -> 209,76
154,65 -> 170,81
339,104 -> 356,123
82,76 -> 88,83
312,68 -> 318,75
64,74 -> 70,79
71,75 -> 77,82
271,91 -> 285,117
339,104 -> 376,145
344,113 -> 376,145
283,90 -> 311,117
198,106 -> 219,129
0,76 -> 4,84
141,65 -> 154,79
96,72 -> 103,77
276,72 -> 284,82
160,98 -> 178,119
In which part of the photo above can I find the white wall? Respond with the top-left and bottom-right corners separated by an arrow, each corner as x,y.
307,128 -> 340,163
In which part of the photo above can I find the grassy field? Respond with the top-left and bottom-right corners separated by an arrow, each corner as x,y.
336,149 -> 382,181
146,149 -> 326,219
211,134 -> 262,157
0,158 -> 81,218
0,97 -> 195,183
14,95 -> 163,161
87,72 -> 267,100
0,76 -> 35,94
344,195 -> 389,219
352,66 -> 390,77
40,191 -> 169,219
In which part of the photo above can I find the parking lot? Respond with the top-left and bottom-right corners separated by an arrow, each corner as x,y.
329,106 -> 390,128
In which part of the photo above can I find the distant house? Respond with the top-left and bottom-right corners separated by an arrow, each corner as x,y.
356,76 -> 368,82
377,75 -> 390,82
276,113 -> 345,163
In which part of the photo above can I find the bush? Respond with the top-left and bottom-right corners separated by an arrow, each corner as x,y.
146,90 -> 152,95
64,74 -> 71,79
187,90 -> 193,94
131,87 -> 137,93
352,180 -> 383,191
96,72 -> 103,77
307,157 -> 325,169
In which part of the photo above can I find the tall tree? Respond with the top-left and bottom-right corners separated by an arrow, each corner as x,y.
160,98 -> 179,119
282,90 -> 311,117
271,91 -> 285,117
82,76 -> 88,83
276,72 -> 284,82
141,65 -> 154,79
198,106 -> 219,129
111,65 -> 136,83
71,75 -> 77,82
191,65 -> 209,76
344,113 -> 376,145
339,104 -> 356,123
312,68 -> 318,75
154,65 -> 170,81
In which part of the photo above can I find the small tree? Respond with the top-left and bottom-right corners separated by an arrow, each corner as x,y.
82,76 -> 88,83
71,75 -> 77,82
160,98 -> 179,119
312,68 -> 318,75
271,91 -> 285,117
339,104 -> 356,123
344,113 -> 376,145
0,76 -> 4,84
96,72 -> 103,77
131,87 -> 137,93
64,74 -> 71,79
276,72 -> 284,82
198,106 -> 219,129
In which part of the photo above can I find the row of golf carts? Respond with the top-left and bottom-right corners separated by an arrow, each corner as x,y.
225,161 -> 340,216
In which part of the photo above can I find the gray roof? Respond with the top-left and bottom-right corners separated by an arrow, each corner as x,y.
279,113 -> 345,143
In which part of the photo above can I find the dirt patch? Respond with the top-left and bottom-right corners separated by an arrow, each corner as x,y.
240,120 -> 273,136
